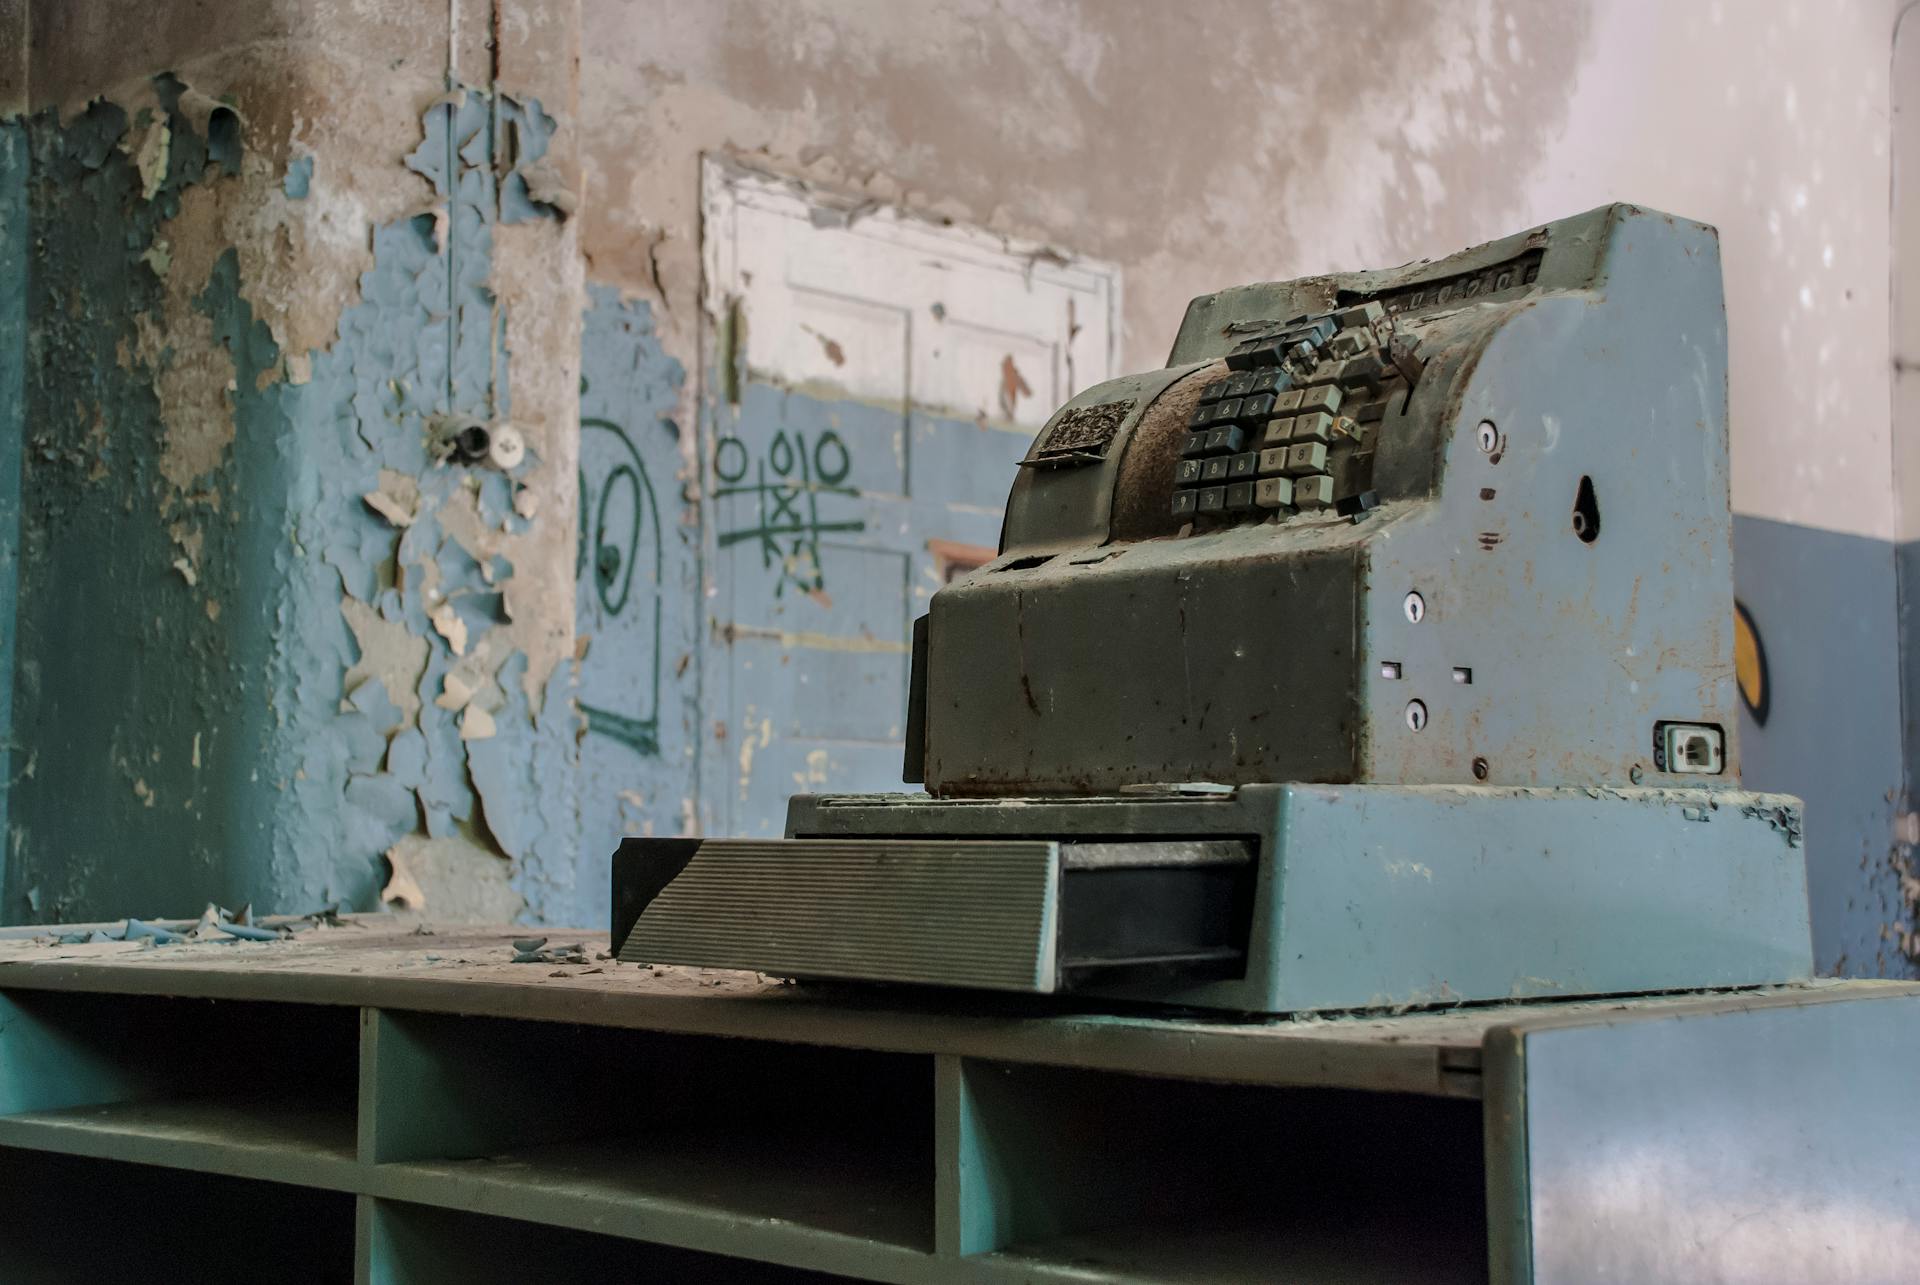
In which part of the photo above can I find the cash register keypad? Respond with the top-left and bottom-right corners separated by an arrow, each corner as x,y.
1172,300 -> 1404,528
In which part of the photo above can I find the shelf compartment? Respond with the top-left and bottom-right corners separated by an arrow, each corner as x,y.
0,988 -> 359,1185
940,1057 -> 1487,1283
0,1148 -> 355,1283
359,1196 -> 861,1283
361,1009 -> 935,1274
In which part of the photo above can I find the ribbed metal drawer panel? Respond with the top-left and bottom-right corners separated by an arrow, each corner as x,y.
619,839 -> 1062,992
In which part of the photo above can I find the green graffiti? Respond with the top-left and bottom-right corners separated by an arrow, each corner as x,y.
578,416 -> 662,757
712,426 -> 864,596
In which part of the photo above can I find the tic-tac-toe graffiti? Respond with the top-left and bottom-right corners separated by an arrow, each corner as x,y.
712,428 -> 864,597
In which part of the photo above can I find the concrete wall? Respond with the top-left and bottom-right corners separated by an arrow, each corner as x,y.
0,0 -> 1912,971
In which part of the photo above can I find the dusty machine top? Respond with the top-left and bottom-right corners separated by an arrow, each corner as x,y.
910,204 -> 1738,797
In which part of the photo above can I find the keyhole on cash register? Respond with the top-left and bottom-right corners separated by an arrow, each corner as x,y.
1572,475 -> 1601,544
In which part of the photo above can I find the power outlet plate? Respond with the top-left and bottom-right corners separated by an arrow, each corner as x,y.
1656,722 -> 1725,775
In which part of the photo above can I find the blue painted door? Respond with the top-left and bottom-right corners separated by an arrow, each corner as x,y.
701,161 -> 1118,836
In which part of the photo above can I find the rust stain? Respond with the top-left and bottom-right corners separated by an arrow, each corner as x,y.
998,353 -> 1033,421
1014,587 -> 1041,715
799,323 -> 845,366
807,587 -> 834,609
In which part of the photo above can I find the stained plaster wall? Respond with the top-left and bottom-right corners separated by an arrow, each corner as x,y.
0,1 -> 593,925
577,0 -> 1917,973
1895,2 -> 1920,963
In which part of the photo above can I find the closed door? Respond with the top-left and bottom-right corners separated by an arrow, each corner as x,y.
701,160 -> 1119,835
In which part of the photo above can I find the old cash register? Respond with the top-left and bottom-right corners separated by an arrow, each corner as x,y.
610,203 -> 1813,1016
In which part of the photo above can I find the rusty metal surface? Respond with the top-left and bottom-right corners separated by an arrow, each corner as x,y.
1108,357 -> 1227,541
1000,361 -> 1210,558
1165,210 -> 1581,368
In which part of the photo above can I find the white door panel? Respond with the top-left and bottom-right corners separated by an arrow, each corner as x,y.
702,158 -> 1120,834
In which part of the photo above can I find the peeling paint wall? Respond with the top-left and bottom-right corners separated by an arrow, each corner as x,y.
2,1 -> 587,924
5,82 -> 270,921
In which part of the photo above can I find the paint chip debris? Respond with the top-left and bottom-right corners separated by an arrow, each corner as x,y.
132,120 -> 171,200
436,671 -> 474,711
381,843 -> 427,910
459,703 -> 496,741
430,601 -> 468,655
363,469 -> 421,528
517,158 -> 578,218
511,938 -> 589,965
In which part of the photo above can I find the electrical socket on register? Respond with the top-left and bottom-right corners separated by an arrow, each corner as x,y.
1658,722 -> 1725,775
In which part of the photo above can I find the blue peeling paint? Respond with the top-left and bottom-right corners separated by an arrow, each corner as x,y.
253,89 -> 573,912
283,155 -> 312,200
2,80 -> 580,924
497,98 -> 560,225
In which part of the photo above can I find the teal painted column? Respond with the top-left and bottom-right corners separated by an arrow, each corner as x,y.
1,73 -> 586,925
2,90 -> 280,923
0,119 -> 24,902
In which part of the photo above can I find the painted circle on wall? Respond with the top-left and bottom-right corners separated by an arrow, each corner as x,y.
1733,599 -> 1769,727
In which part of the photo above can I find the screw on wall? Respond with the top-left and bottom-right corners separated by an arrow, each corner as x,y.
487,425 -> 526,470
